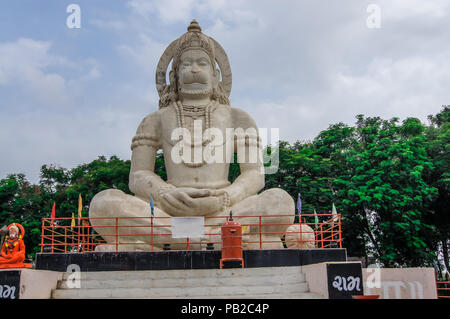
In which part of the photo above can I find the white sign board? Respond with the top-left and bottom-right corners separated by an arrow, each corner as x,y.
171,217 -> 205,238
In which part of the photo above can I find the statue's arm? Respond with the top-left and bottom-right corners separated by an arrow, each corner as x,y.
1,244 -> 9,258
223,108 -> 265,206
129,112 -> 175,201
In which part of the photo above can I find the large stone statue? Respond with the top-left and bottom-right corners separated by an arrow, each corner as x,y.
89,20 -> 297,251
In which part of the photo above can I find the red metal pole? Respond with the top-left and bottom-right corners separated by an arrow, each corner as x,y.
259,216 -> 262,249
115,217 -> 119,252
151,216 -> 154,251
338,214 -> 342,248
300,221 -> 303,249
320,224 -> 324,248
41,219 -> 45,253
64,227 -> 67,253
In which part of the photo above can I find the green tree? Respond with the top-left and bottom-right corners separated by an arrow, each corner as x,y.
328,115 -> 437,266
424,106 -> 450,274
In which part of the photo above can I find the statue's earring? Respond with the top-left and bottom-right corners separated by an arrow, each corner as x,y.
169,70 -> 174,86
169,70 -> 179,93
214,68 -> 221,88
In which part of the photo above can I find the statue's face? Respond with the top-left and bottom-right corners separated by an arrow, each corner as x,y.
177,49 -> 217,98
9,228 -> 17,239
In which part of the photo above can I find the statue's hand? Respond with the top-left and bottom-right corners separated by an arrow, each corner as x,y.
159,188 -> 222,216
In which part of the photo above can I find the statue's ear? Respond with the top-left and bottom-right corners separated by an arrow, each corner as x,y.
214,68 -> 220,87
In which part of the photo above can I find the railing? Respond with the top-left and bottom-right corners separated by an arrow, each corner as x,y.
40,213 -> 342,253
436,280 -> 450,299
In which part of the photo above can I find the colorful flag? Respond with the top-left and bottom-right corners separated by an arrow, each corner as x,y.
313,208 -> 319,226
297,193 -> 302,217
51,202 -> 56,226
150,194 -> 154,217
71,213 -> 76,230
332,203 -> 339,222
78,194 -> 82,225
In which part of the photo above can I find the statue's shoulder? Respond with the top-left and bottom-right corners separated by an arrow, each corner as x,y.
136,110 -> 163,133
230,106 -> 258,129
131,109 -> 163,150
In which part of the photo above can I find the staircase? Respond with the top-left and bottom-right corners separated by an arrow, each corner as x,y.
52,266 -> 323,299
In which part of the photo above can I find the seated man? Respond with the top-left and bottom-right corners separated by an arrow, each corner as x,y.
89,20 -> 296,251
0,223 -> 32,269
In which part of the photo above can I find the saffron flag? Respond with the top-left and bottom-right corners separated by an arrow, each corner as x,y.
78,194 -> 82,225
51,202 -> 56,226
71,213 -> 76,230
150,194 -> 154,217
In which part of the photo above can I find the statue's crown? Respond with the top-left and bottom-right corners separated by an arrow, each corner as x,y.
172,20 -> 216,69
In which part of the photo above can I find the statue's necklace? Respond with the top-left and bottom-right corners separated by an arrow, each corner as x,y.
174,100 -> 215,128
174,100 -> 216,168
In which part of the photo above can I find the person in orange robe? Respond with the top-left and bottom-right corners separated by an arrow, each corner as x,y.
0,224 -> 32,269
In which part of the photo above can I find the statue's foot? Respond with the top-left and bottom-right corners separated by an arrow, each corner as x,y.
94,241 -> 162,252
94,244 -> 115,252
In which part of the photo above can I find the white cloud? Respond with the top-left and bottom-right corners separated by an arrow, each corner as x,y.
1,1 -> 450,183
116,33 -> 165,76
90,19 -> 127,31
329,52 -> 450,119
0,38 -> 72,107
127,0 -> 197,23
381,0 -> 450,20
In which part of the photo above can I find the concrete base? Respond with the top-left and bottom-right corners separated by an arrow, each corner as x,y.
301,263 -> 438,299
2,262 -> 436,299
35,248 -> 347,272
362,267 -> 437,299
0,269 -> 62,299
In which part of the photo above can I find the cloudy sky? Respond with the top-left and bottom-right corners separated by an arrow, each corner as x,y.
1,0 -> 449,183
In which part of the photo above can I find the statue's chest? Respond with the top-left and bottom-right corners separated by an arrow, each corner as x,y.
161,104 -> 232,147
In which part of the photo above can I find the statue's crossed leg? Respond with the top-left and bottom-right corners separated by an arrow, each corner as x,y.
89,188 -> 295,252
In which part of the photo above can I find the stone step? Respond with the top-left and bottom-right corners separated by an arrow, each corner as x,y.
167,292 -> 324,299
52,282 -> 309,299
61,266 -> 304,281
58,273 -> 305,289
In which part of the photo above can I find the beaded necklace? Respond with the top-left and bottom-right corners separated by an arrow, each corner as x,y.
173,100 -> 216,167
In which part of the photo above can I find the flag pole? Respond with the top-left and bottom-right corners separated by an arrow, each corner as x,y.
51,202 -> 56,252
78,194 -> 82,226
150,194 -> 154,251
297,193 -> 302,224
78,194 -> 82,251
71,212 -> 76,252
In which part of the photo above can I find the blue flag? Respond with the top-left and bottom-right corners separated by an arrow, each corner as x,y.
150,194 -> 154,217
297,193 -> 302,218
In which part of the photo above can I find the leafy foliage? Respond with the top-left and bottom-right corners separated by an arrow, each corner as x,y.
0,107 -> 448,269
